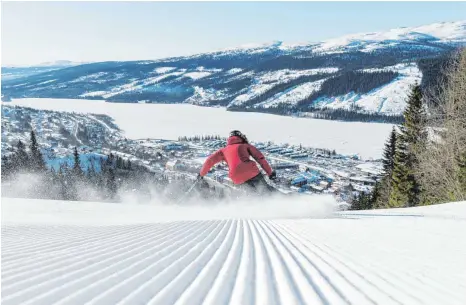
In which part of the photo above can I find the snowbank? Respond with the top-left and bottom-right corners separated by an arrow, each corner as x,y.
1,194 -> 338,225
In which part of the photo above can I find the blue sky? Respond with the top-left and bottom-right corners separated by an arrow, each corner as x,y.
2,1 -> 465,66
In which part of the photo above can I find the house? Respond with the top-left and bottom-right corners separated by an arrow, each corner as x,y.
349,176 -> 377,186
299,165 -> 310,172
273,163 -> 299,170
197,152 -> 210,158
319,180 -> 329,188
267,147 -> 282,153
163,143 -> 185,151
280,149 -> 294,155
165,159 -> 185,171
290,153 -> 309,159
155,152 -> 164,160
291,176 -> 307,187
309,184 -> 325,193
298,184 -> 310,193
291,171 -> 322,187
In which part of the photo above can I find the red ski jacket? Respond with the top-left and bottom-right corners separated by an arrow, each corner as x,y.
200,136 -> 273,185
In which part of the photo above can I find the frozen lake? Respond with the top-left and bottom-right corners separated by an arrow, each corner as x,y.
4,98 -> 393,159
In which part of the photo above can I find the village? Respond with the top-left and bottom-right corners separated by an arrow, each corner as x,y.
2,105 -> 383,204
115,137 -> 382,203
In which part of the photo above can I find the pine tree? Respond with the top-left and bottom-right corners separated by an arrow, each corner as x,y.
1,155 -> 11,179
87,161 -> 96,181
389,85 -> 426,207
458,151 -> 466,194
382,127 -> 397,176
371,181 -> 381,205
372,127 -> 399,208
351,194 -> 362,210
390,148 -> 410,207
116,156 -> 123,169
57,167 -> 66,200
106,153 -> 114,167
29,130 -> 46,172
107,168 -> 117,200
351,192 -> 373,210
49,168 -> 61,200
95,164 -> 106,199
400,85 -> 427,157
14,140 -> 29,173
59,163 -> 77,200
72,147 -> 84,179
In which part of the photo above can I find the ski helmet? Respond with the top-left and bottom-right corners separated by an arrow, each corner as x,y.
229,130 -> 248,143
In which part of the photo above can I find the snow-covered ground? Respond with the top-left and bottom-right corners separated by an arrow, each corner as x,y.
4,98 -> 393,159
256,68 -> 338,84
183,72 -> 213,80
256,80 -> 326,108
2,197 -> 466,305
313,20 -> 466,53
314,63 -> 422,114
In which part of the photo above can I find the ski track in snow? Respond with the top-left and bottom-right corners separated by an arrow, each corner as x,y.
2,204 -> 466,305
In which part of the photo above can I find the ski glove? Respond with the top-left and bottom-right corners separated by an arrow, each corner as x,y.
197,173 -> 203,180
269,170 -> 277,181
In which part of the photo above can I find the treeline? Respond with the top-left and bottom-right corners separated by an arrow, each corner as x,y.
178,135 -> 226,142
352,84 -> 429,209
228,104 -> 403,124
309,108 -> 404,124
351,48 -> 466,210
228,103 -> 294,116
107,87 -> 194,104
297,71 -> 399,108
228,71 -> 398,111
235,74 -> 330,109
227,70 -> 401,123
2,131 -> 47,177
196,76 -> 253,92
208,97 -> 236,107
417,52 -> 454,92
256,47 -> 446,72
1,130 -> 168,202
1,130 -> 233,203
209,74 -> 328,108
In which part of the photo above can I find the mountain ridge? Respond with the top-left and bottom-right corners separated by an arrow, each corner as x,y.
2,20 -> 465,121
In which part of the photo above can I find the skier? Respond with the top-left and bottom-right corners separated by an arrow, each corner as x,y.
198,130 -> 277,195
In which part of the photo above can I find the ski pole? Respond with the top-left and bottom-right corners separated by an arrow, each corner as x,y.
176,178 -> 199,204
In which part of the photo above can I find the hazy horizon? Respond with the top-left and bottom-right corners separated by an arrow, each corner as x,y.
2,1 -> 466,66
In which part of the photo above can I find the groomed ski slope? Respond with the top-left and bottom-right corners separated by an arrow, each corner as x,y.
2,197 -> 466,305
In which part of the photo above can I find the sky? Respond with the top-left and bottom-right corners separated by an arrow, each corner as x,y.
2,1 -> 466,66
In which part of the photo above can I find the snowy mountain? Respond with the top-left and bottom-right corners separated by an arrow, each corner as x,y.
2,21 -> 465,118
311,21 -> 466,54
1,67 -> 66,81
3,60 -> 88,69
34,60 -> 89,67
2,197 -> 466,305
1,61 -> 87,81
